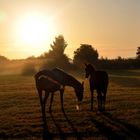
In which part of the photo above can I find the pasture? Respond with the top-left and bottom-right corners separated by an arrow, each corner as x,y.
0,70 -> 140,140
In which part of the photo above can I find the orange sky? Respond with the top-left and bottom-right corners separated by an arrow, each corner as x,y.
0,0 -> 140,59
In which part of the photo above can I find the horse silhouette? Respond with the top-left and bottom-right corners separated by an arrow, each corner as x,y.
85,64 -> 109,111
34,68 -> 84,118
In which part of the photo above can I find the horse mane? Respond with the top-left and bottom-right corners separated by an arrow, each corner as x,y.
35,67 -> 82,91
52,67 -> 82,87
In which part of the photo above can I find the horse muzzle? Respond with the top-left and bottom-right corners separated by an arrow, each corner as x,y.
76,101 -> 82,111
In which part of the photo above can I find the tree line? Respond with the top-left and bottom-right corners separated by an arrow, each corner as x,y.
0,35 -> 140,70
38,35 -> 140,70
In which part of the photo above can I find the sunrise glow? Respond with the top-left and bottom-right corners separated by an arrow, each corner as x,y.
16,14 -> 53,46
0,0 -> 140,59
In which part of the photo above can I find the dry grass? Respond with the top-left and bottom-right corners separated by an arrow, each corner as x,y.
0,70 -> 140,140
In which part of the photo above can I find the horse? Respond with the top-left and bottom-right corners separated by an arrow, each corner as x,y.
34,68 -> 84,118
51,68 -> 84,101
85,64 -> 109,111
35,71 -> 64,118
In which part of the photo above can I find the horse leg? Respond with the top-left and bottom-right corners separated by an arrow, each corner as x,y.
42,91 -> 49,118
60,89 -> 64,112
102,90 -> 107,111
97,89 -> 102,111
49,92 -> 54,112
91,90 -> 94,111
102,94 -> 106,111
38,90 -> 44,115
101,86 -> 107,111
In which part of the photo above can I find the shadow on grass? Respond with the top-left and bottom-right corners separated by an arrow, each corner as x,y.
42,111 -> 140,140
48,111 -> 85,140
110,76 -> 140,88
42,115 -> 53,140
42,111 -> 97,140
90,112 -> 140,140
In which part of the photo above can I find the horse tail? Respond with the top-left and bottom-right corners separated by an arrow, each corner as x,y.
34,71 -> 45,86
34,72 -> 38,85
34,71 -> 41,81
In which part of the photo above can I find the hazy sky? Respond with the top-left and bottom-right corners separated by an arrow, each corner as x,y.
0,0 -> 140,59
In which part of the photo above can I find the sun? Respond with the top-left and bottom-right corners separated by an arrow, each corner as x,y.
16,13 -> 53,46
13,12 -> 57,57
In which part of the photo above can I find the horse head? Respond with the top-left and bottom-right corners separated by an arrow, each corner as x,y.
85,63 -> 95,78
75,81 -> 84,102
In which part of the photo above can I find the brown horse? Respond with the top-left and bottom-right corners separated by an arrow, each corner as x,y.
35,68 -> 84,118
85,64 -> 109,111
35,71 -> 64,118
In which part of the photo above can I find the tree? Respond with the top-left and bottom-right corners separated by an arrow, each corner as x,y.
73,44 -> 99,66
21,62 -> 36,76
136,46 -> 140,59
0,55 -> 9,62
50,35 -> 67,55
49,35 -> 69,62
40,35 -> 70,69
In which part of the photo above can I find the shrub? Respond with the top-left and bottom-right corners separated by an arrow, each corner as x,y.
21,63 -> 36,76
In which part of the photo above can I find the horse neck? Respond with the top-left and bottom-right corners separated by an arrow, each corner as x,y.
89,69 -> 96,79
52,68 -> 81,89
65,76 -> 81,89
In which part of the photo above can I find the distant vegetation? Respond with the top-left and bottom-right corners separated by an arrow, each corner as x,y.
21,62 -> 36,76
0,35 -> 140,75
73,44 -> 99,67
0,55 -> 9,62
136,46 -> 140,59
39,35 -> 71,70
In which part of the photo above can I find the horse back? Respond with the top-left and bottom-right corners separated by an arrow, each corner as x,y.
91,70 -> 108,89
96,71 -> 108,79
96,70 -> 108,82
52,68 -> 79,86
34,69 -> 61,92
36,77 -> 61,92
51,68 -> 66,84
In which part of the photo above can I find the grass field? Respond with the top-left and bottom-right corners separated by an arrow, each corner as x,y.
0,70 -> 140,140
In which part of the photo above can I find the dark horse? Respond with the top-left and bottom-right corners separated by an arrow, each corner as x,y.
85,64 -> 109,111
35,68 -> 84,118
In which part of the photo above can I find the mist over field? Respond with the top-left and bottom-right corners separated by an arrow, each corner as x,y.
0,59 -> 41,76
0,61 -> 22,75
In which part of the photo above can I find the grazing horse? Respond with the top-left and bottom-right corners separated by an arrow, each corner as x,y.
52,68 -> 84,100
85,64 -> 109,111
35,71 -> 64,118
34,68 -> 84,118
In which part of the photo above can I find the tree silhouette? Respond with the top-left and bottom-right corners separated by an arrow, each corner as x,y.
73,44 -> 99,66
136,46 -> 140,59
50,35 -> 67,55
0,55 -> 9,62
40,35 -> 70,69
